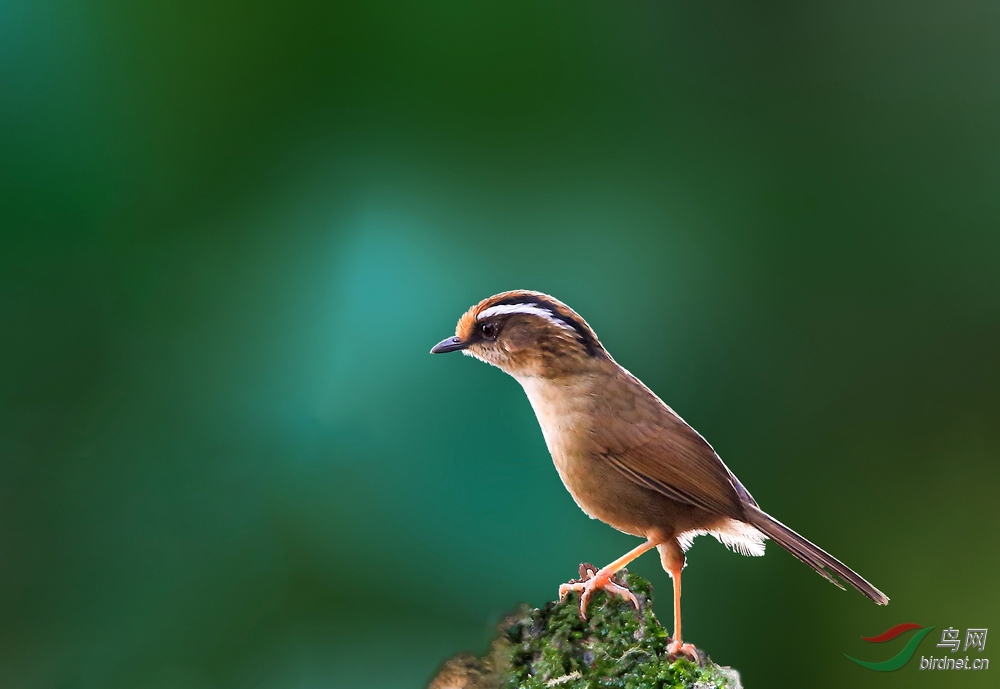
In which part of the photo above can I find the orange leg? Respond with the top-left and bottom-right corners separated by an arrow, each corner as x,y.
559,538 -> 659,620
659,541 -> 699,662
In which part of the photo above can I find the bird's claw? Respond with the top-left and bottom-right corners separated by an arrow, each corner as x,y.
667,640 -> 703,665
558,562 -> 639,620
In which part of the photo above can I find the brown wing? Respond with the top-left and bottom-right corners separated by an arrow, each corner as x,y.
594,370 -> 754,519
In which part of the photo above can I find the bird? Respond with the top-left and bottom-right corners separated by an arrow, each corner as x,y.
430,290 -> 888,658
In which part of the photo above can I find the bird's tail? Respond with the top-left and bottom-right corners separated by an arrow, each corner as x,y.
744,503 -> 889,605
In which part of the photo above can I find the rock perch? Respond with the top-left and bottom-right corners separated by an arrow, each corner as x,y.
428,569 -> 741,689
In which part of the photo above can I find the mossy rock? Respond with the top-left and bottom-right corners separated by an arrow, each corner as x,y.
429,569 -> 741,689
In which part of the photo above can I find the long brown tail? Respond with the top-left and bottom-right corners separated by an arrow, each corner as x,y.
744,504 -> 889,605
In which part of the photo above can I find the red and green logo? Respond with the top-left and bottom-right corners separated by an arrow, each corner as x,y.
845,623 -> 935,671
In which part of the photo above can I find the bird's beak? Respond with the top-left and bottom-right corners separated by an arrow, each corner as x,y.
430,336 -> 468,354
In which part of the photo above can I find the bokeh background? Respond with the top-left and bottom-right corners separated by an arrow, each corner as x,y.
2,2 -> 998,688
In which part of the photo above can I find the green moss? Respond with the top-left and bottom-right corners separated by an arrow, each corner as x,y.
429,571 -> 741,689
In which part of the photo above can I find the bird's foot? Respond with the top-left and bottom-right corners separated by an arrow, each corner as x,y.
558,562 -> 639,620
667,639 -> 703,665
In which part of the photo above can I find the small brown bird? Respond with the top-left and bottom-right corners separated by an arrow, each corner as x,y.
431,290 -> 887,657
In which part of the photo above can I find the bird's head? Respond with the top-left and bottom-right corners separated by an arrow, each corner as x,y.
430,290 -> 608,378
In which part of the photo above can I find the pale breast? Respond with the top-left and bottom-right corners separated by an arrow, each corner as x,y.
516,374 -> 673,536
517,375 -> 590,462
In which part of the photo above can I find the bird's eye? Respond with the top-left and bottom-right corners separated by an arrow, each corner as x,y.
480,322 -> 497,339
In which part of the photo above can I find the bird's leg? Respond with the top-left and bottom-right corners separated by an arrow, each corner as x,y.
659,541 -> 700,662
558,538 -> 658,620
666,565 -> 699,659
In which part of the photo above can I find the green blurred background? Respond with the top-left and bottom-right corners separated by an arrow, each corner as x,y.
2,2 -> 998,687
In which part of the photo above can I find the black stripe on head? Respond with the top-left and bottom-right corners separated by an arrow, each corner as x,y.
490,295 -> 604,357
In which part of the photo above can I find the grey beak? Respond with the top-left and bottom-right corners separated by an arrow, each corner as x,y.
430,336 -> 468,354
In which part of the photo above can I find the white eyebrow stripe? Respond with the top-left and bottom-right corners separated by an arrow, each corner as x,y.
477,303 -> 576,332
